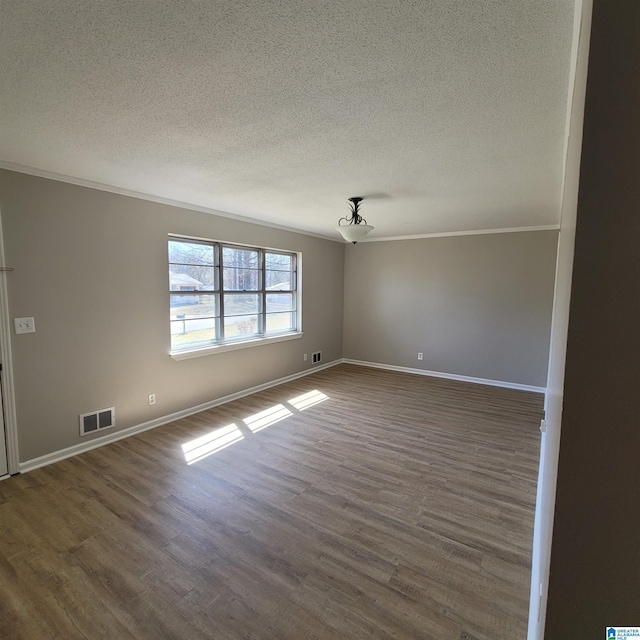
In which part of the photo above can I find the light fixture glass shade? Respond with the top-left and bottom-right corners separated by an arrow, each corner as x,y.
337,224 -> 374,244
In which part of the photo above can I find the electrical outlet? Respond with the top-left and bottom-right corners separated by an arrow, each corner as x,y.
417,352 -> 423,360
304,353 -> 308,361
14,317 -> 36,334
148,394 -> 156,406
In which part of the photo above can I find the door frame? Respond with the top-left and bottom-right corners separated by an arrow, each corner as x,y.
0,208 -> 20,475
526,1 -> 592,637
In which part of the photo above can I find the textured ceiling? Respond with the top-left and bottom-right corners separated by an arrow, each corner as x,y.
0,1 -> 576,240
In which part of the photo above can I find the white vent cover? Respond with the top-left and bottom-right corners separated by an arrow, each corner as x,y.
79,407 -> 115,436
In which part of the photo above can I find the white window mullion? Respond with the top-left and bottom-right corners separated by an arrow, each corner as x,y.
218,243 -> 225,342
259,249 -> 266,336
215,243 -> 223,342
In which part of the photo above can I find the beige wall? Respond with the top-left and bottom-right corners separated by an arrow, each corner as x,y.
0,170 -> 345,461
343,231 -> 558,387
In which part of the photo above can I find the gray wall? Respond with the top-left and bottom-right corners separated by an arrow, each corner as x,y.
0,170 -> 345,462
0,169 -> 559,465
546,0 -> 640,633
343,232 -> 558,387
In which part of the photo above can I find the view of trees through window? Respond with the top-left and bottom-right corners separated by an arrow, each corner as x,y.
169,238 -> 297,350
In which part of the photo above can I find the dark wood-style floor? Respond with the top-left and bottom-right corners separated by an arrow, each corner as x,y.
0,364 -> 542,639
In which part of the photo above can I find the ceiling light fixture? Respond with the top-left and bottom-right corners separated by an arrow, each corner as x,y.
337,197 -> 374,244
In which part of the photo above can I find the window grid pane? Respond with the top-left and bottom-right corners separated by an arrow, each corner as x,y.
266,293 -> 294,313
170,294 -> 219,319
224,313 -> 260,339
171,318 -> 219,350
266,269 -> 293,290
169,266 -> 217,292
223,293 -> 261,314
169,240 -> 216,266
265,253 -> 292,270
222,246 -> 258,268
223,267 -> 260,291
266,312 -> 295,334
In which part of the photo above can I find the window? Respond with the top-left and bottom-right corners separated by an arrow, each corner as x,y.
169,236 -> 299,354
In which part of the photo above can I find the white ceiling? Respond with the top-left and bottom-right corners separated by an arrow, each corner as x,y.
0,1 -> 576,241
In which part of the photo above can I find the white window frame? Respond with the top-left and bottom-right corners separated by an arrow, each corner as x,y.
169,235 -> 302,360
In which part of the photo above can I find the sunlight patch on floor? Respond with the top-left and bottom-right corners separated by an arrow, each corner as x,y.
287,389 -> 329,411
243,403 -> 292,433
181,423 -> 244,464
181,389 -> 331,463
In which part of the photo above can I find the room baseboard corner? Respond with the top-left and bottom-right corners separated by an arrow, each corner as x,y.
341,359 -> 546,394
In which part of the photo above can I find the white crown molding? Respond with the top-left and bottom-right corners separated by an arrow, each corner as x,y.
0,161 -> 340,243
1,161 -> 560,244
362,225 -> 560,243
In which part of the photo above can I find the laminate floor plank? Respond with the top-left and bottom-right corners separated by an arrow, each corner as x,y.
0,364 -> 542,639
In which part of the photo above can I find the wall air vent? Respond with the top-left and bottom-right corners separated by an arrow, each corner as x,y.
312,351 -> 322,364
79,407 -> 115,436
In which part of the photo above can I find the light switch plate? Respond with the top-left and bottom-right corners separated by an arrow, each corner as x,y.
14,317 -> 35,334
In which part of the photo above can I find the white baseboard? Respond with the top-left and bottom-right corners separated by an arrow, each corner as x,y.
342,359 -> 546,394
18,359 -> 341,474
17,357 -> 543,474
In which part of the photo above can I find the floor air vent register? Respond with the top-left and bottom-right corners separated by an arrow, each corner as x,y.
79,407 -> 115,436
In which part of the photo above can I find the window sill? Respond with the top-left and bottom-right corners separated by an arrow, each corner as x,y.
170,331 -> 303,360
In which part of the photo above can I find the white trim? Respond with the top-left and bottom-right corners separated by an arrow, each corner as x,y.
0,161 -> 338,243
0,474 -> 11,482
13,352 -> 545,474
18,359 -> 341,474
1,162 -> 562,244
343,359 -> 546,394
169,231 -> 297,256
168,237 -> 303,360
527,2 -> 592,638
171,332 -> 303,360
361,225 -> 560,243
0,209 -> 20,474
